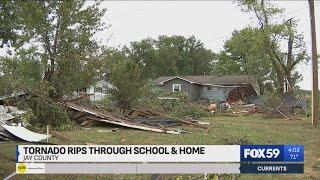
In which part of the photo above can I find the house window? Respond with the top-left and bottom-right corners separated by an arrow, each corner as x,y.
207,86 -> 218,92
172,84 -> 181,92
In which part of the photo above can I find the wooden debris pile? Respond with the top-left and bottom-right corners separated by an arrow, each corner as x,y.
226,85 -> 257,104
64,101 -> 209,134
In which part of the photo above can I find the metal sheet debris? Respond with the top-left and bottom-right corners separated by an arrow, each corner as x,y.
0,123 -> 50,142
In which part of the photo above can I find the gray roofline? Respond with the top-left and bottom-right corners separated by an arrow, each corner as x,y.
158,76 -> 196,85
158,76 -> 252,86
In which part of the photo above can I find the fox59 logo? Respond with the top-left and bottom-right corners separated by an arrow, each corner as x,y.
241,145 -> 283,162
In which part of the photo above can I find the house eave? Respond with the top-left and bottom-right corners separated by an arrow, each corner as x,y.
158,76 -> 196,85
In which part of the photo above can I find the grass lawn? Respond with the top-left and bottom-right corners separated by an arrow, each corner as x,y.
0,114 -> 319,179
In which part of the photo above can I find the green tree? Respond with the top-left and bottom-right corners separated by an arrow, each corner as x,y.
237,0 -> 309,93
213,27 -> 273,94
124,35 -> 215,79
0,0 -> 23,49
0,46 -> 43,96
109,53 -> 144,110
1,0 -> 106,96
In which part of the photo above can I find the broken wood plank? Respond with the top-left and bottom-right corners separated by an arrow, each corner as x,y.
65,102 -> 182,134
98,118 -> 180,134
275,108 -> 289,119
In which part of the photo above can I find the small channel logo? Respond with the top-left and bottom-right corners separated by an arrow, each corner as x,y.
241,145 -> 284,162
16,163 -> 27,174
244,148 -> 280,159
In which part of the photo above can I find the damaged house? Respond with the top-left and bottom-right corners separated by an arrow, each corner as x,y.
154,75 -> 260,102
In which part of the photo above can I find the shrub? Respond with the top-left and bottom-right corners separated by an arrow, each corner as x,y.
109,59 -> 144,110
261,91 -> 282,109
139,88 -> 210,118
27,97 -> 74,130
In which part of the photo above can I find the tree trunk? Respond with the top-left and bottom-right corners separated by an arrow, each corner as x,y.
258,78 -> 265,95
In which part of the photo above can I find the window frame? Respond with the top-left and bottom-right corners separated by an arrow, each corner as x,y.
172,84 -> 182,92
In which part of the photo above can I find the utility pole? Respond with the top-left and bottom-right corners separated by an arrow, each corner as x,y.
308,0 -> 319,127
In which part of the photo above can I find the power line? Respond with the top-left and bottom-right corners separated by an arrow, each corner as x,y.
204,34 -> 231,44
274,6 -> 309,20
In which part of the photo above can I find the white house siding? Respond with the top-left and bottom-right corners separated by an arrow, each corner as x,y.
90,92 -> 107,101
86,86 -> 95,95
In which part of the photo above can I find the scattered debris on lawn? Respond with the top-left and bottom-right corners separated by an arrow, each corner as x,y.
97,129 -> 112,133
206,100 -> 260,116
230,103 -> 259,116
207,103 -> 217,113
97,128 -> 118,133
63,100 -> 209,134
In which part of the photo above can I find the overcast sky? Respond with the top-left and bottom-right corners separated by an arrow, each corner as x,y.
98,1 -> 320,90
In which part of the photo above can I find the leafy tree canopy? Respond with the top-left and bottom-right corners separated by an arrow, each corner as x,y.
0,0 -> 107,97
121,35 -> 216,79
234,0 -> 309,93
